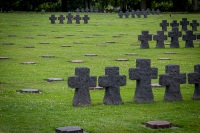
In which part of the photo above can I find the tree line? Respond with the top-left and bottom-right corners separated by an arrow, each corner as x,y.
0,0 -> 199,12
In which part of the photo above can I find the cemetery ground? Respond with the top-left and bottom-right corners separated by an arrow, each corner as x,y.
0,12 -> 200,132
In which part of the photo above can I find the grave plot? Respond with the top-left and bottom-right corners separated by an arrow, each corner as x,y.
46,78 -> 64,82
0,56 -> 9,60
19,88 -> 41,93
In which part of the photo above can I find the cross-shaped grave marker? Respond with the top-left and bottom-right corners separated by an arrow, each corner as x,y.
182,30 -> 196,48
168,27 -> 182,48
131,10 -> 135,18
74,14 -> 81,24
58,15 -> 65,24
136,10 -> 141,18
138,31 -> 152,49
118,11 -> 123,18
159,64 -> 186,101
125,11 -> 130,18
68,67 -> 97,106
129,58 -> 158,103
82,15 -> 90,24
160,20 -> 169,31
188,64 -> 200,100
180,18 -> 189,31
170,20 -> 179,28
98,66 -> 126,105
190,20 -> 199,31
49,15 -> 57,24
153,30 -> 168,48
66,13 -> 73,24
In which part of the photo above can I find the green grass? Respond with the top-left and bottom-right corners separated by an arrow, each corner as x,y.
0,12 -> 200,133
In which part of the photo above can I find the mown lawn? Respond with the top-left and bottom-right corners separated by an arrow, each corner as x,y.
0,12 -> 200,133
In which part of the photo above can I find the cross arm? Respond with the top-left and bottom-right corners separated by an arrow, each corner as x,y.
188,73 -> 200,84
68,76 -> 80,88
179,73 -> 186,84
129,68 -> 140,80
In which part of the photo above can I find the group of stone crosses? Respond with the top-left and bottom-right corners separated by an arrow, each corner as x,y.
138,18 -> 200,49
68,58 -> 200,106
75,7 -> 104,13
118,8 -> 161,18
49,13 -> 90,24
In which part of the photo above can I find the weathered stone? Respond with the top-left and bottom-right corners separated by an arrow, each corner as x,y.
58,15 -> 65,24
3,42 -> 14,45
190,20 -> 199,31
168,27 -> 182,48
106,41 -> 116,44
99,66 -> 126,104
151,83 -> 163,88
66,13 -> 73,24
146,121 -> 171,129
182,30 -> 196,48
49,15 -> 57,24
55,126 -> 83,133
19,89 -> 40,93
115,58 -> 128,61
170,20 -> 179,28
153,31 -> 167,48
85,54 -> 97,56
164,52 -> 177,54
158,58 -> 170,60
82,15 -> 90,24
61,45 -> 71,47
160,20 -> 169,31
22,62 -> 36,64
24,46 -> 35,48
138,31 -> 152,49
159,64 -> 186,101
41,55 -> 55,58
71,60 -> 84,63
118,11 -> 123,18
125,53 -> 138,56
39,42 -> 49,44
0,57 -> 9,59
68,67 -> 97,106
46,78 -> 64,82
74,15 -> 81,24
180,18 -> 189,31
188,64 -> 200,100
55,36 -> 64,38
129,58 -> 158,103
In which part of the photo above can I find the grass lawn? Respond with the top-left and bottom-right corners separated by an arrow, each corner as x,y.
0,12 -> 200,133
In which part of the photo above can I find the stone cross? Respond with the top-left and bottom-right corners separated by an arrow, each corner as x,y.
146,8 -> 151,15
136,10 -> 141,18
74,14 -> 81,24
182,30 -> 196,48
168,27 -> 182,48
159,64 -> 186,102
170,20 -> 179,28
131,10 -> 135,18
156,9 -> 161,15
138,31 -> 152,49
129,59 -> 158,103
160,20 -> 169,31
190,20 -> 199,31
68,67 -> 97,106
98,66 -> 126,105
76,8 -> 80,13
90,8 -> 93,13
82,15 -> 90,24
66,13 -> 73,24
197,34 -> 200,39
81,8 -> 85,13
85,8 -> 89,12
180,18 -> 189,31
125,11 -> 130,18
49,15 -> 57,24
58,15 -> 65,24
151,9 -> 155,15
188,64 -> 200,100
153,31 -> 168,48
118,11 -> 123,18
142,11 -> 147,18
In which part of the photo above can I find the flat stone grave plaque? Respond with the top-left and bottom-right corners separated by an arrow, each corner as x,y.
8,34 -> 17,37
89,86 -> 104,90
125,53 -> 138,56
71,60 -> 84,63
46,78 -> 64,82
119,33 -> 127,36
55,126 -> 84,133
106,41 -> 116,44
55,36 -> 64,38
22,62 -> 36,64
85,54 -> 97,56
93,34 -> 101,36
73,42 -> 83,44
24,46 -> 35,48
158,58 -> 171,60
151,83 -> 163,88
3,42 -> 14,45
39,42 -> 49,44
0,57 -> 9,59
115,58 -> 129,61
85,36 -> 93,38
67,34 -> 74,36
19,89 -> 40,93
38,34 -> 46,36
77,30 -> 83,32
146,121 -> 171,129
41,55 -> 55,58
25,36 -> 34,39
61,45 -> 71,47
112,35 -> 121,38
164,52 -> 177,54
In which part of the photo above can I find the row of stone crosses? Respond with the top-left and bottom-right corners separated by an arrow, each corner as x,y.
68,59 -> 200,106
49,14 -> 90,24
118,9 -> 161,18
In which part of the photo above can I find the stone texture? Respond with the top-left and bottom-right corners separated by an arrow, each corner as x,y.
0,57 -> 9,59
170,20 -> 179,28
55,126 -> 84,133
82,15 -> 90,24
49,15 -> 57,24
129,59 -> 158,103
124,11 -> 130,18
180,18 -> 189,31
22,62 -> 36,64
182,30 -> 196,48
46,78 -> 64,82
153,31 -> 167,48
160,20 -> 169,31
188,64 -> 200,100
71,60 -> 84,63
159,64 -> 186,101
190,20 -> 199,31
118,11 -> 123,18
68,67 -> 97,106
58,15 -> 65,24
138,31 -> 152,49
136,10 -> 141,18
74,15 -> 81,24
66,13 -> 73,24
146,121 -> 171,129
168,27 -> 182,48
3,42 -> 14,45
19,89 -> 40,93
131,10 -> 135,18
99,66 -> 126,104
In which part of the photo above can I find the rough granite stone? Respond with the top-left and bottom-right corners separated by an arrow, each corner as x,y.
190,20 -> 199,31
180,18 -> 189,31
129,59 -> 158,103
188,64 -> 200,100
82,15 -> 90,24
55,126 -> 83,133
98,66 -> 126,105
49,15 -> 57,24
182,30 -> 196,48
153,31 -> 168,48
68,67 -> 97,106
74,15 -> 81,24
170,20 -> 179,28
159,64 -> 186,102
138,31 -> 152,49
160,20 -> 169,31
168,27 -> 182,48
58,15 -> 65,24
66,13 -> 73,24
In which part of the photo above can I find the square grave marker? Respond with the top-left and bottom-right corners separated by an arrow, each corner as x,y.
55,126 -> 85,133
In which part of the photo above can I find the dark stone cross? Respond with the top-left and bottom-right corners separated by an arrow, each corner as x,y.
131,10 -> 135,18
197,34 -> 200,39
85,8 -> 89,12
170,20 -> 179,28
66,13 -> 73,24
49,15 -> 57,24
160,20 -> 169,31
151,9 -> 155,15
182,30 -> 196,48
74,14 -> 81,24
125,11 -> 130,18
180,18 -> 189,31
76,8 -> 80,13
156,9 -> 161,15
98,66 -> 126,105
190,20 -> 199,31
129,59 -> 158,103
159,64 -> 186,102
118,11 -> 123,18
58,15 -> 65,24
188,64 -> 200,100
138,31 -> 152,49
136,10 -> 141,18
153,31 -> 168,48
168,27 -> 182,48
142,11 -> 147,18
68,67 -> 97,106
82,15 -> 90,24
